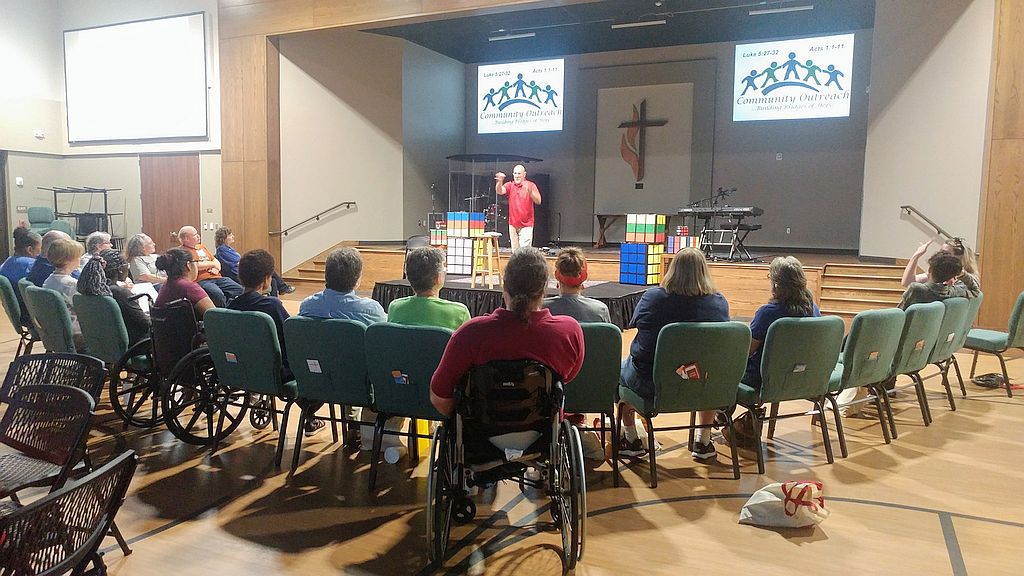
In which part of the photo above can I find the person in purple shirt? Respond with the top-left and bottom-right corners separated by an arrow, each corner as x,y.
620,248 -> 730,460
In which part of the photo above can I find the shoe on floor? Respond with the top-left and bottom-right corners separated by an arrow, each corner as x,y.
618,436 -> 645,458
304,417 -> 326,437
691,441 -> 717,460
280,284 -> 296,294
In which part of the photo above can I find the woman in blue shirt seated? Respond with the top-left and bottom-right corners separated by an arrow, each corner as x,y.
1,228 -> 41,286
743,256 -> 820,390
215,227 -> 294,294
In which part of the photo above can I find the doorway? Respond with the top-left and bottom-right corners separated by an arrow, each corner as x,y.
140,153 -> 201,252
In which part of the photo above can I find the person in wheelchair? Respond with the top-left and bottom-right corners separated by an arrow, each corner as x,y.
153,248 -> 216,319
430,247 -> 584,475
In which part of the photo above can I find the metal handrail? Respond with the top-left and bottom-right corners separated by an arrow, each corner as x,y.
270,201 -> 356,237
900,205 -> 953,240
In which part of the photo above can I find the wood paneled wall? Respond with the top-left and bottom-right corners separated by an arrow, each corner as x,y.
978,0 -> 1024,329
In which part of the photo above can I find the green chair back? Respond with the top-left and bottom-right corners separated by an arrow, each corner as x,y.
0,275 -> 25,334
204,308 -> 288,397
891,302 -> 945,376
927,298 -> 969,364
951,293 -> 984,351
48,220 -> 74,235
565,322 -> 622,414
1007,291 -> 1024,349
831,308 -> 905,392
284,316 -> 373,408
756,316 -> 845,404
364,323 -> 451,421
73,294 -> 129,365
650,321 -> 751,413
23,285 -> 76,354
26,207 -> 54,233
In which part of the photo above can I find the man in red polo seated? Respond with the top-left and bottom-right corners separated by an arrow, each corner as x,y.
177,225 -> 242,307
495,164 -> 542,249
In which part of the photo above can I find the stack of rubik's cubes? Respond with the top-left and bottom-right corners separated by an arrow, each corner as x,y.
428,213 -> 447,247
666,234 -> 700,254
620,214 -> 667,285
445,211 -> 485,275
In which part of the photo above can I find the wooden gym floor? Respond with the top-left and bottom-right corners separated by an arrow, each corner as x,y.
3,307 -> 1021,575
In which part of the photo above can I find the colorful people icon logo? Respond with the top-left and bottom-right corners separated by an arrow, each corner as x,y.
802,59 -> 822,85
482,88 -> 497,111
741,69 -> 760,96
482,71 -> 560,111
824,64 -> 845,90
543,85 -> 558,106
737,48 -> 847,96
513,73 -> 528,98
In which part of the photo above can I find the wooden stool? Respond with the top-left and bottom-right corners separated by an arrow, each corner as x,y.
471,233 -> 502,289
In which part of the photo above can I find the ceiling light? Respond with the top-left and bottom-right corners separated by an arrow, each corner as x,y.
487,32 -> 536,41
610,19 -> 667,30
749,4 -> 814,15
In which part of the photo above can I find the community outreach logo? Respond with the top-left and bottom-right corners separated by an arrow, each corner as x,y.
733,33 -> 854,121
478,58 -> 564,134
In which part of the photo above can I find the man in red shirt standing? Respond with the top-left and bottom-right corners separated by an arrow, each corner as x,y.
495,164 -> 542,249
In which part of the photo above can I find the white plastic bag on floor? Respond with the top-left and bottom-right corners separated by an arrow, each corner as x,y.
738,481 -> 830,528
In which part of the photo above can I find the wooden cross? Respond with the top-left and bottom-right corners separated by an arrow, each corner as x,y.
618,99 -> 668,181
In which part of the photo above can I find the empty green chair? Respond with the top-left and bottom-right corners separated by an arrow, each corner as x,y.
826,308 -> 905,457
284,316 -> 373,472
618,321 -> 750,488
23,284 -> 76,354
927,298 -> 970,411
365,323 -> 452,492
888,302 -> 945,431
737,316 -> 844,473
204,308 -> 296,464
965,290 -> 1024,398
948,293 -> 984,396
565,322 -> 622,487
0,275 -> 38,357
26,206 -> 55,234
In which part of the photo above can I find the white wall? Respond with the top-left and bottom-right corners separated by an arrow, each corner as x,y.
279,29 -> 405,270
861,0 -> 995,259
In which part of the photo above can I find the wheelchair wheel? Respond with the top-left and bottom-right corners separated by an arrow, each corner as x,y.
552,420 -> 586,569
108,338 -> 163,428
425,424 -> 454,565
162,348 -> 249,445
248,395 -> 274,430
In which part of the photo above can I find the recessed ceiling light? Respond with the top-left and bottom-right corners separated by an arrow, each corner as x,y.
487,32 -> 536,41
610,19 -> 667,30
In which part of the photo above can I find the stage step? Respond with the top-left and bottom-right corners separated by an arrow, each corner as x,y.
820,285 -> 905,299
819,296 -> 899,313
820,274 -> 906,289
822,263 -> 904,277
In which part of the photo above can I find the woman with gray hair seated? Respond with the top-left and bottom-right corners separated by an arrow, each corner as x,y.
125,233 -> 166,287
79,231 -> 113,270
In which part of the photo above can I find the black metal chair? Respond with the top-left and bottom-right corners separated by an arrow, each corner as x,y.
403,235 -> 432,279
0,450 -> 138,575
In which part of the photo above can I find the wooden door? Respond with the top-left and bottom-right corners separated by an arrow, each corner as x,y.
140,154 -> 201,253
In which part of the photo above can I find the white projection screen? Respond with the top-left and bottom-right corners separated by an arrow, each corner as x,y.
478,58 -> 564,134
64,13 -> 208,142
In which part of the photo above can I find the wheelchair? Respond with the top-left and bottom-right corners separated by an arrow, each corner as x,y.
425,360 -> 587,569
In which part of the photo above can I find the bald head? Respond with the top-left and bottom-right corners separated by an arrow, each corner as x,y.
178,226 -> 200,248
512,164 -> 526,184
41,230 -> 71,258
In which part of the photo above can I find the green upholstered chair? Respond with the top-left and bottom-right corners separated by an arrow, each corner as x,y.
0,275 -> 38,357
204,308 -> 296,464
966,290 -> 1024,398
284,316 -> 373,472
73,294 -> 129,366
23,284 -> 76,354
26,206 -> 55,234
888,301 -> 946,430
826,308 -> 905,456
565,322 -> 623,487
736,315 -> 844,474
364,322 -> 452,492
926,297 -> 970,411
948,293 -> 984,396
618,321 -> 750,488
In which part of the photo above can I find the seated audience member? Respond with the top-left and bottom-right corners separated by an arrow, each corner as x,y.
126,233 -> 167,286
387,247 -> 470,330
177,225 -> 242,307
79,231 -> 112,270
742,256 -> 820,390
26,230 -> 79,286
898,252 -> 976,309
619,248 -> 730,460
299,247 -> 386,325
77,249 -> 151,346
228,249 -> 323,435
543,247 -> 611,323
214,226 -> 293,294
902,238 -> 980,293
430,247 -> 585,423
2,228 -> 41,286
41,238 -> 85,342
153,248 -> 216,318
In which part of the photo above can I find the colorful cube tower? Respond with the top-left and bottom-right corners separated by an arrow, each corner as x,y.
625,214 -> 667,244
445,212 -> 485,238
619,242 -> 664,285
666,235 -> 700,254
430,228 -> 447,246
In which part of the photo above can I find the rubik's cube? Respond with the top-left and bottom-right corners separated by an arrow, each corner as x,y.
430,228 -> 447,246
666,235 -> 700,254
625,214 -> 667,244
446,237 -> 473,275
445,212 -> 485,238
619,242 -> 664,285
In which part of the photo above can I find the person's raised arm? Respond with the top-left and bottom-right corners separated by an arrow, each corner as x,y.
495,172 -> 507,196
902,240 -> 932,287
530,182 -> 542,205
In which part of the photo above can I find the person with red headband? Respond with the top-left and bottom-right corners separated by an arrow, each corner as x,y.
543,247 -> 610,323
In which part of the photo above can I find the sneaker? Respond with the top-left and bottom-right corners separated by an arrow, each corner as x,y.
303,417 -> 326,437
691,441 -> 717,460
618,436 -> 645,458
280,284 -> 296,295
